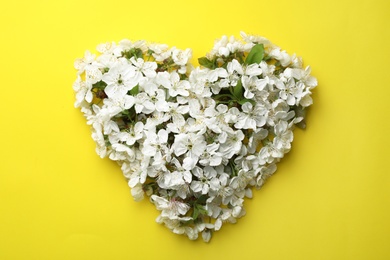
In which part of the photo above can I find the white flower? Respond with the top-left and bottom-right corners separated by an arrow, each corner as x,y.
241,75 -> 267,99
172,133 -> 206,158
149,43 -> 169,56
188,67 -> 209,95
168,102 -> 189,126
219,130 -> 245,159
134,92 -> 154,114
284,66 -> 317,89
144,111 -> 171,131
135,81 -> 169,114
102,61 -> 140,99
96,41 -> 116,54
156,216 -> 194,237
142,129 -> 169,157
247,128 -> 268,154
151,195 -> 190,218
207,68 -> 228,83
115,121 -> 144,146
256,164 -> 277,188
274,121 -> 293,151
204,104 -> 229,134
269,48 -> 292,67
73,76 -> 93,107
235,102 -> 267,130
266,99 -> 294,126
208,35 -> 228,58
190,166 -> 220,194
110,141 -> 136,161
299,89 -> 314,107
128,167 -> 147,189
74,51 -> 104,85
199,143 -> 223,166
226,59 -> 244,86
259,140 -> 284,164
86,67 -> 103,85
259,61 -> 277,89
240,31 -> 272,47
230,169 -> 254,190
74,33 -> 316,242
74,50 -> 98,74
160,158 -> 192,187
277,78 -> 304,106
244,63 -> 262,77
165,169 -> 191,188
103,94 -> 135,114
166,72 -> 190,97
202,229 -> 212,243
224,107 -> 241,124
172,47 -> 192,66
130,184 -> 145,201
130,57 -> 157,78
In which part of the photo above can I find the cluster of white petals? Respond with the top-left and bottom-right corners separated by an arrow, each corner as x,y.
73,32 -> 317,242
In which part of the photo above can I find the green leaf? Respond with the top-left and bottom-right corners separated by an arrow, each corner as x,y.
92,80 -> 107,90
238,98 -> 255,106
122,48 -> 143,60
293,106 -> 307,129
192,207 -> 199,220
214,93 -> 235,100
245,44 -> 264,65
129,85 -> 139,95
196,195 -> 208,205
296,119 -> 306,129
197,205 -> 208,215
263,55 -> 271,61
198,57 -> 216,69
192,199 -> 208,220
193,204 -> 207,220
233,80 -> 243,100
147,49 -> 154,55
134,48 -> 143,59
235,51 -> 245,63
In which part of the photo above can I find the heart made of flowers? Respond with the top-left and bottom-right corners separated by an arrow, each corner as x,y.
73,32 -> 317,242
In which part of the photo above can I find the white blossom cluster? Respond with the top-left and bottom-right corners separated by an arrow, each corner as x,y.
73,32 -> 317,242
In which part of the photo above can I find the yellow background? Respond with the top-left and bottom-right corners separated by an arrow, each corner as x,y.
1,0 -> 389,259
